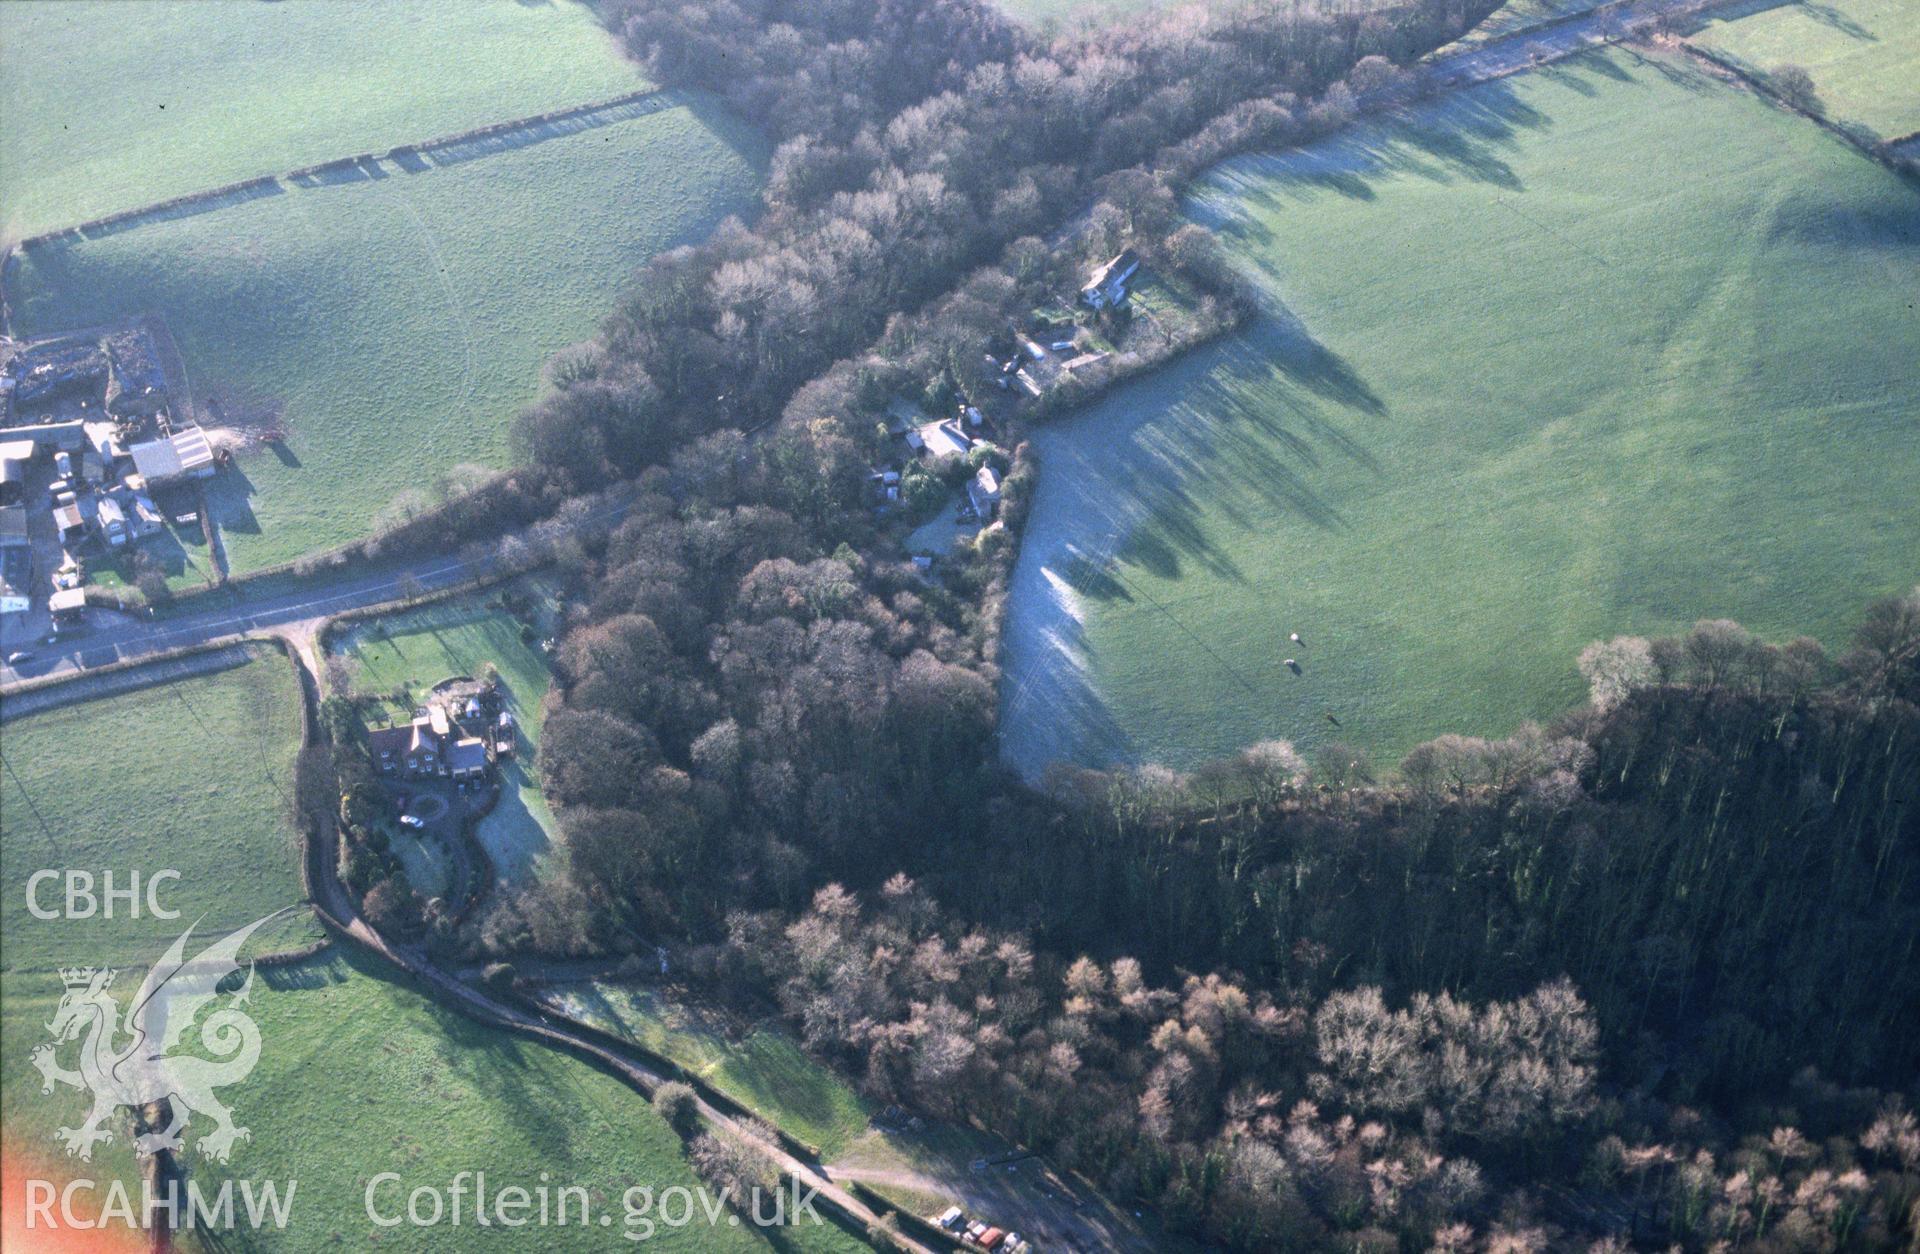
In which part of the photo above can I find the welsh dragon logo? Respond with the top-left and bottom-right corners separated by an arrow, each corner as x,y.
29,914 -> 284,1164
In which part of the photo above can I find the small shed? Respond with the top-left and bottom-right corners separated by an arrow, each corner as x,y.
967,466 -> 1001,520
50,586 -> 87,624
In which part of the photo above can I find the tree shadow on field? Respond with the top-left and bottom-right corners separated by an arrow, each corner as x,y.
998,550 -> 1140,780
258,948 -> 352,993
1801,0 -> 1877,40
421,89 -> 691,169
1198,75 -> 1551,223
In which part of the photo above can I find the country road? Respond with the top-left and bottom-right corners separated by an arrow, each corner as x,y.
0,483 -> 643,693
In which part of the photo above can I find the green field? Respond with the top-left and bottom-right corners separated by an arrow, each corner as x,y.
0,655 -> 319,1220
545,982 -> 873,1160
1689,0 -> 1920,139
0,653 -> 320,971
332,587 -> 562,884
6,96 -> 764,581
0,0 -> 645,242
1001,47 -> 1920,776
3,935 -> 862,1249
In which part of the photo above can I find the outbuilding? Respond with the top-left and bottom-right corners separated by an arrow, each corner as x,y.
128,425 -> 215,487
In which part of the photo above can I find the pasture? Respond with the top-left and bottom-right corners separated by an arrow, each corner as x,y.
331,585 -> 561,884
5,95 -> 765,582
1688,0 -> 1920,139
544,981 -> 873,1160
1000,47 -> 1920,776
0,653 -> 318,1219
180,947 -> 860,1252
0,651 -> 319,971
0,0 -> 644,242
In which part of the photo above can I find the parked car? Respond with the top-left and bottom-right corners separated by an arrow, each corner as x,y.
1049,339 -> 1076,352
48,478 -> 73,499
935,1207 -> 964,1231
398,814 -> 425,829
54,450 -> 73,477
5,651 -> 32,665
54,490 -> 77,509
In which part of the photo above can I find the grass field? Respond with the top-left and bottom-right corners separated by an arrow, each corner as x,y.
545,982 -> 873,1160
1688,0 -> 1920,139
6,95 -> 765,582
3,944 -> 868,1249
1001,47 -> 1920,777
0,654 -> 319,1227
332,585 -> 562,884
0,0 -> 645,242
0,652 -> 320,972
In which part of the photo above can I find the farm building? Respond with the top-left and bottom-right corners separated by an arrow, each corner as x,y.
0,420 -> 88,452
0,507 -> 30,615
11,339 -> 107,405
1080,248 -> 1141,309
95,496 -> 128,546
52,503 -> 86,542
128,425 -> 215,487
0,441 -> 32,505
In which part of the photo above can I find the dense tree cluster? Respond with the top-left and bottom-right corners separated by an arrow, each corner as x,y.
702,876 -> 1919,1249
516,0 -> 1489,479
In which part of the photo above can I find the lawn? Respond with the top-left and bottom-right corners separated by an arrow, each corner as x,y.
0,0 -> 645,242
1000,47 -> 1920,777
331,584 -> 562,885
1688,0 -> 1920,139
544,981 -> 874,1161
4,94 -> 765,583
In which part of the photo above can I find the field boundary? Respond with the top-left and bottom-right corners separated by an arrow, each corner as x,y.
0,640 -> 261,721
12,86 -> 687,253
1678,41 -> 1920,172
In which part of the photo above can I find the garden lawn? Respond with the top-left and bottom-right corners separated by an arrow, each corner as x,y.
5,94 -> 765,583
332,585 -> 561,884
0,0 -> 645,242
1001,47 -> 1920,777
545,982 -> 873,1161
1,653 -> 318,1220
1688,0 -> 1920,139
